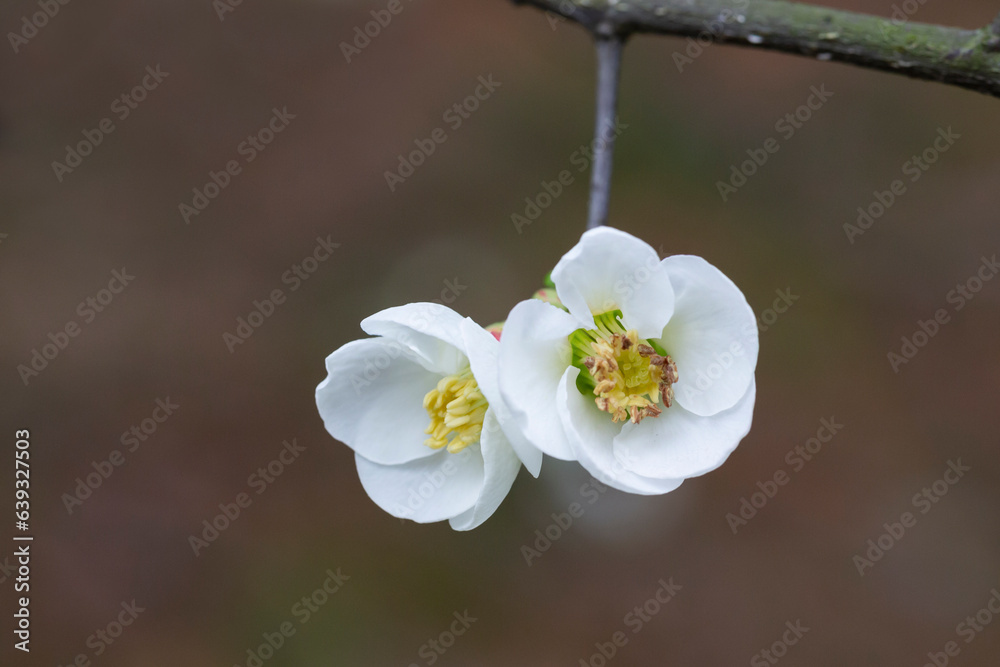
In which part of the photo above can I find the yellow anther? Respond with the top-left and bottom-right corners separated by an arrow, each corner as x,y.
422,366 -> 488,453
579,325 -> 679,425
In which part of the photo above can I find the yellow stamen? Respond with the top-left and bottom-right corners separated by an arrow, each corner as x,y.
423,366 -> 488,453
576,316 -> 679,425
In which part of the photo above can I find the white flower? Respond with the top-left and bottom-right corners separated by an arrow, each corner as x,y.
316,303 -> 540,530
498,227 -> 758,494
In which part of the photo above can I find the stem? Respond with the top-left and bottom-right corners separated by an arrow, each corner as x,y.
513,0 -> 1000,99
587,32 -> 624,230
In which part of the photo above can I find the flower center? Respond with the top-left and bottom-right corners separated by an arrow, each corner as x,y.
570,310 -> 679,424
422,366 -> 488,453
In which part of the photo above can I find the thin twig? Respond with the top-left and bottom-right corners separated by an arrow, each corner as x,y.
587,31 -> 624,230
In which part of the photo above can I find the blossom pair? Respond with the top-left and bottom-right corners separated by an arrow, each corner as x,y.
316,228 -> 759,530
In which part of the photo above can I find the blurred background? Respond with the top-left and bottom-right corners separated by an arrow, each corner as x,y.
3,0 -> 1000,664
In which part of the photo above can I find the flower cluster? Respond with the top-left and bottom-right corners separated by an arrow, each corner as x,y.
316,227 -> 758,530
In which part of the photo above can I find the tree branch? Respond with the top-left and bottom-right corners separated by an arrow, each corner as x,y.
514,0 -> 1000,98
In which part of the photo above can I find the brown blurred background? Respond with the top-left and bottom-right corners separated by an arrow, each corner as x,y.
3,0 -> 1000,665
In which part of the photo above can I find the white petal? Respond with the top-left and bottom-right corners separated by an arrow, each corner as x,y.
658,255 -> 759,417
355,448 -> 483,524
449,409 -> 523,530
316,338 -> 438,465
613,379 -> 756,480
361,302 -> 467,375
551,227 -> 675,339
498,299 -> 578,461
461,318 -> 543,477
557,366 -> 685,495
